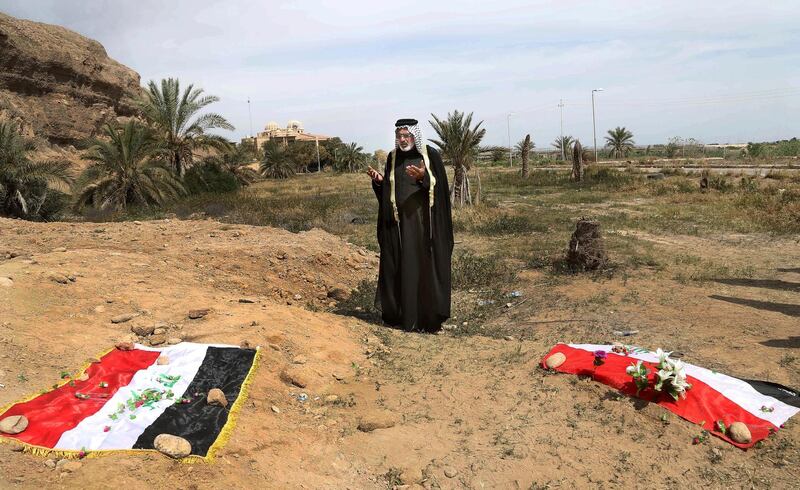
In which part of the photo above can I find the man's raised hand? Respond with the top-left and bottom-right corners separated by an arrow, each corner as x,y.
405,161 -> 426,182
367,166 -> 384,183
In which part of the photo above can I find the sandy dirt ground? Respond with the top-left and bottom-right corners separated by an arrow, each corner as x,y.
0,217 -> 798,489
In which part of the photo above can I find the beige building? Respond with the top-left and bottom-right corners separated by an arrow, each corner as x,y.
242,120 -> 332,148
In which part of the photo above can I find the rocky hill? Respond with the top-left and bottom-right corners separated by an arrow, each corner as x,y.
0,11 -> 143,156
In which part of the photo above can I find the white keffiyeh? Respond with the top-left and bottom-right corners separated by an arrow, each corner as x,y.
389,120 -> 437,224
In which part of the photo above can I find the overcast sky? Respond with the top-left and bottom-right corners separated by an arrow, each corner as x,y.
2,1 -> 799,151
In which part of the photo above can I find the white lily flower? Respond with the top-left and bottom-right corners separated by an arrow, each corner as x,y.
655,348 -> 673,369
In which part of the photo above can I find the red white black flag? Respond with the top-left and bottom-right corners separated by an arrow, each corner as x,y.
542,343 -> 799,448
0,343 -> 259,461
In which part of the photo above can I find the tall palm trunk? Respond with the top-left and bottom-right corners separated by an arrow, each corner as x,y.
572,140 -> 584,182
452,164 -> 467,207
173,153 -> 182,176
521,134 -> 531,178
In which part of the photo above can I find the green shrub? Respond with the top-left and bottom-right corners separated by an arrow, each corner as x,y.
451,251 -> 515,290
183,163 -> 240,194
706,175 -> 733,192
475,213 -> 548,235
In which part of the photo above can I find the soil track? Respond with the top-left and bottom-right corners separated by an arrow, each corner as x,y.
1,217 -> 798,488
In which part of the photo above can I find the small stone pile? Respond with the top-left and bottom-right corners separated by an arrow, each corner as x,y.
126,320 -> 182,346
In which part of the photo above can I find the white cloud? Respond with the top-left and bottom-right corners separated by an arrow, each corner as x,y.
1,0 -> 798,150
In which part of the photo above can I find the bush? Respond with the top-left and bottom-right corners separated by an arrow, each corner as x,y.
183,163 -> 240,194
451,251 -> 515,290
706,174 -> 733,192
580,167 -> 637,190
475,213 -> 548,235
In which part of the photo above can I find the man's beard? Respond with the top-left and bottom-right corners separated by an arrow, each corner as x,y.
398,140 -> 414,152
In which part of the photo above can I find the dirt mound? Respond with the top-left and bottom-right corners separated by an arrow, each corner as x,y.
0,217 -> 393,487
0,11 -> 142,161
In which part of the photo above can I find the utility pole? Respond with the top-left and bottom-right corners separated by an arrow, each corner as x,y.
507,112 -> 515,167
558,99 -> 565,161
247,98 -> 253,139
592,88 -> 603,163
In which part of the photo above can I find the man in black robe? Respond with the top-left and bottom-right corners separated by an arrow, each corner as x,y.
366,118 -> 454,332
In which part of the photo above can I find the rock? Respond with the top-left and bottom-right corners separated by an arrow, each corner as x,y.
52,247 -> 67,252
444,467 -> 458,478
327,288 -> 351,302
154,434 -> 192,459
188,309 -> 209,319
111,313 -> 138,324
729,422 -> 752,444
56,459 -> 69,468
280,367 -> 311,388
0,12 -> 143,150
332,372 -> 346,381
292,355 -> 307,365
93,305 -> 105,313
67,275 -> 77,282
238,298 -> 256,304
166,337 -> 181,345
324,395 -> 340,404
357,412 -> 397,432
131,324 -> 155,336
152,327 -> 167,336
400,467 -> 424,485
49,273 -> 69,284
0,415 -> 28,434
207,388 -> 228,407
0,277 -> 12,287
271,405 -> 281,414
293,294 -> 302,301
545,352 -> 566,369
44,459 -> 57,469
156,355 -> 169,365
503,335 -> 514,341
149,334 -> 166,346
115,341 -> 135,351
61,461 -> 82,473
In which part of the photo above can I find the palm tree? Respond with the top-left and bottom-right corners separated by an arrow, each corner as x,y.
138,78 -> 234,176
260,141 -> 295,179
75,122 -> 185,211
0,122 -> 73,219
203,143 -> 259,186
604,127 -> 635,158
552,135 -> 574,161
515,134 -> 533,177
335,142 -> 364,173
429,110 -> 486,206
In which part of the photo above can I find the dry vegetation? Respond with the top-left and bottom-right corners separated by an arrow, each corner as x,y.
2,163 -> 799,488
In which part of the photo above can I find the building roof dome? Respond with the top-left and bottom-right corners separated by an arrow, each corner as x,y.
265,121 -> 279,131
287,120 -> 303,130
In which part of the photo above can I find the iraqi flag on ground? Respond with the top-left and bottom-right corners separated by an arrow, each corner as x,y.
542,343 -> 800,448
0,342 -> 260,461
